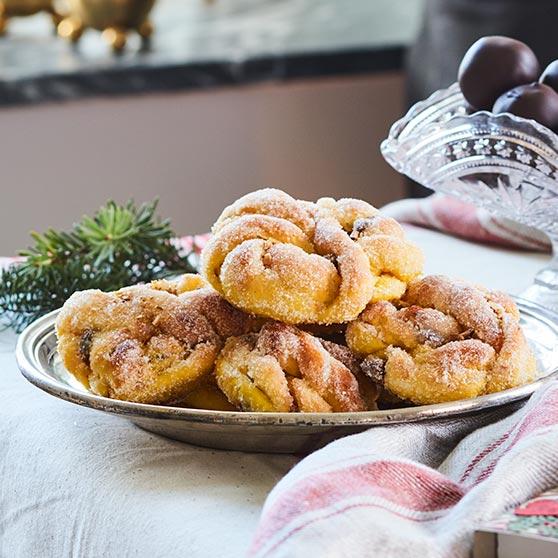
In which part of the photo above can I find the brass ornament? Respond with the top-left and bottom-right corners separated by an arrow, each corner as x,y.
57,0 -> 156,52
0,0 -> 62,34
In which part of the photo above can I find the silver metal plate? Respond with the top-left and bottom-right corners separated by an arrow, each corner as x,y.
16,299 -> 558,453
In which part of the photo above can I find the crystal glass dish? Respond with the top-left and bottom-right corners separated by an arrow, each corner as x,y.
381,82 -> 558,311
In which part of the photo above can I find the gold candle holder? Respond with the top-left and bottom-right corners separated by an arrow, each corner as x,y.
57,0 -> 156,51
0,0 -> 61,34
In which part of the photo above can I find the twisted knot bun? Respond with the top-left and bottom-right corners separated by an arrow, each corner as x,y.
201,189 -> 423,324
346,275 -> 537,405
56,275 -> 255,404
215,322 -> 369,412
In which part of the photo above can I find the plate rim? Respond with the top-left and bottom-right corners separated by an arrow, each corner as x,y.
15,299 -> 558,427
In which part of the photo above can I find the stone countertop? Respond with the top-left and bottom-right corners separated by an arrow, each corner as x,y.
0,0 -> 423,105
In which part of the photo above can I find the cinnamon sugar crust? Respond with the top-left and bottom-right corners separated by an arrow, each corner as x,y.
319,339 -> 380,410
56,275 -> 256,404
200,188 -> 423,324
214,322 -> 368,412
346,275 -> 537,405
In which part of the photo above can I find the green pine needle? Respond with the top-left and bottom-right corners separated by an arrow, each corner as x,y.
0,199 -> 195,332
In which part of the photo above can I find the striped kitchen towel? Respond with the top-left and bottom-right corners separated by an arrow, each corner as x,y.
382,194 -> 550,252
249,381 -> 558,558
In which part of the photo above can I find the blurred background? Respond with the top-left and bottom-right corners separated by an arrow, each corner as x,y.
1,0 -> 558,253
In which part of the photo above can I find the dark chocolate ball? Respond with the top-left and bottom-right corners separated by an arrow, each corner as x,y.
458,36 -> 540,110
492,83 -> 558,131
540,60 -> 558,94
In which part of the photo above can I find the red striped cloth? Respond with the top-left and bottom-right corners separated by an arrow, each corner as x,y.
249,383 -> 558,558
175,234 -> 210,254
382,194 -> 550,252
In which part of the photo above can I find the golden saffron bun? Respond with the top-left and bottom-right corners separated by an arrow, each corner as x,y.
346,275 -> 538,405
214,322 -> 370,413
200,188 -> 423,325
56,275 -> 256,404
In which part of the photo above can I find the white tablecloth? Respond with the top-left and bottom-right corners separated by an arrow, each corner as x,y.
0,226 -> 549,558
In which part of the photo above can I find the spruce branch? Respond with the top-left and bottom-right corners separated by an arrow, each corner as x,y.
0,199 -> 195,332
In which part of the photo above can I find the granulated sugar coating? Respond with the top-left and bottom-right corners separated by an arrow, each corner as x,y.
346,275 -> 538,405
56,275 -> 256,404
200,188 -> 423,324
214,322 -> 369,412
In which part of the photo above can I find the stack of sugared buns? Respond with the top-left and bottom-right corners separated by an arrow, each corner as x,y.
57,189 -> 537,412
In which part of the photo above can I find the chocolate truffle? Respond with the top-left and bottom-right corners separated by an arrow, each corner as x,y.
492,83 -> 558,132
540,60 -> 558,94
458,36 -> 540,110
